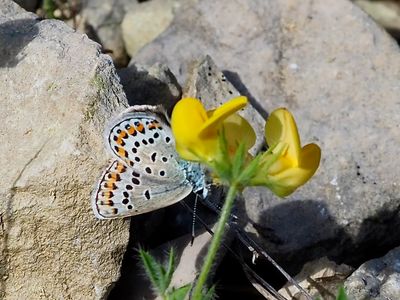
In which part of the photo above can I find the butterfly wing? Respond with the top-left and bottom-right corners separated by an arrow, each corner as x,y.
92,106 -> 194,219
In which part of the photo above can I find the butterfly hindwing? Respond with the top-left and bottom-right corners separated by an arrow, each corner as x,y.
92,106 -> 194,219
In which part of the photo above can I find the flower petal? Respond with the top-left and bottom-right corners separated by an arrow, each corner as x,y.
171,98 -> 218,161
265,108 -> 301,164
266,143 -> 321,197
222,113 -> 256,155
266,167 -> 314,197
200,96 -> 248,137
299,143 -> 321,173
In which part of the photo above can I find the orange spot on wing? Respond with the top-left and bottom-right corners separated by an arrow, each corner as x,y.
116,131 -> 127,145
104,191 -> 114,199
110,173 -> 120,181
116,162 -> 127,173
136,123 -> 144,133
106,178 -> 117,186
148,120 -> 161,129
100,200 -> 114,206
117,147 -> 128,158
128,126 -> 136,135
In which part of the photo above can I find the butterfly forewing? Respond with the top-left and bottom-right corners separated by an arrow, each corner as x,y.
92,107 -> 194,219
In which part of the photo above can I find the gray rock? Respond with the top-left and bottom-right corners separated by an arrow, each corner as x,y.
121,0 -> 197,57
345,246 -> 400,300
0,1 -> 129,298
184,55 -> 266,154
79,0 -> 132,67
12,0 -> 38,12
117,62 -> 182,114
132,0 -> 400,270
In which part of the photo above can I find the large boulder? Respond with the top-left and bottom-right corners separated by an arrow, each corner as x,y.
132,0 -> 400,271
0,1 -> 129,298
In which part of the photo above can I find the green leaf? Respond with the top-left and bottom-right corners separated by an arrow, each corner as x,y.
167,284 -> 191,300
231,142 -> 246,179
336,286 -> 348,300
209,130 -> 233,183
165,248 -> 176,290
203,285 -> 216,300
42,0 -> 56,18
237,153 -> 262,185
218,127 -> 229,161
139,249 -> 164,293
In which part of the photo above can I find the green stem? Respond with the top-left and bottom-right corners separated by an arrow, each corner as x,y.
192,183 -> 239,300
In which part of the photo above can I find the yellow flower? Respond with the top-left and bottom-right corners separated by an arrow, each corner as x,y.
252,108 -> 321,197
171,96 -> 255,163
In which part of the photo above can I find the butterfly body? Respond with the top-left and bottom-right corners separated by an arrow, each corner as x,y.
92,105 -> 207,219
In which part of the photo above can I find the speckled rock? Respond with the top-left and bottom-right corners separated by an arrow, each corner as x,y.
132,0 -> 400,270
345,246 -> 400,300
0,1 -> 129,298
184,55 -> 265,154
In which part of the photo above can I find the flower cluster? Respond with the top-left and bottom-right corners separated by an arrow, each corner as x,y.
171,96 -> 321,197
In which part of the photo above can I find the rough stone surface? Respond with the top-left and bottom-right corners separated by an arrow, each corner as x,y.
117,62 -> 182,114
184,55 -> 265,154
279,257 -> 353,299
12,0 -> 37,12
121,0 -> 195,57
79,0 -> 132,67
355,0 -> 400,36
345,246 -> 400,300
0,1 -> 130,298
132,0 -> 400,270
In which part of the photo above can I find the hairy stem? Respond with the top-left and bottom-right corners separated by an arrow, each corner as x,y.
192,183 -> 239,299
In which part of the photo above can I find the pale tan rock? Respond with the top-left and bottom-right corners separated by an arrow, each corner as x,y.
0,1 -> 130,298
279,257 -> 353,299
122,0 -> 197,57
355,0 -> 400,32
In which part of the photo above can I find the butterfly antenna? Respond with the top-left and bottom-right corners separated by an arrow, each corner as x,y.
190,194 -> 199,246
180,200 -> 289,300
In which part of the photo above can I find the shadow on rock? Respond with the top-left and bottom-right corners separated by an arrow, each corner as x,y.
222,70 -> 269,119
239,197 -> 349,275
0,18 -> 40,67
117,63 -> 182,114
341,201 -> 400,268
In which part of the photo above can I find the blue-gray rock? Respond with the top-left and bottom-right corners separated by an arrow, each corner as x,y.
345,246 -> 400,299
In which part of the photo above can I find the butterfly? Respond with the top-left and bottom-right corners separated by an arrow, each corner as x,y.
92,105 -> 207,219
